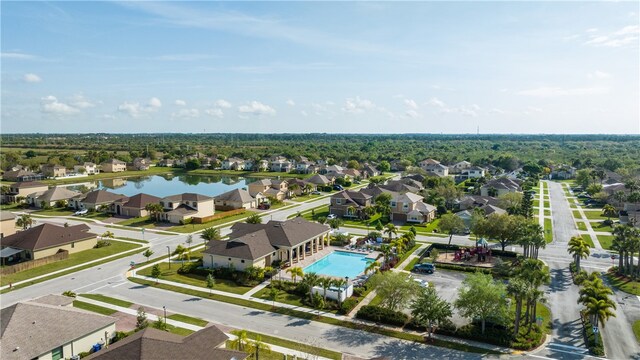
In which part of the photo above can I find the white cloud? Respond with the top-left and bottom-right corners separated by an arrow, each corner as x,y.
300,110 -> 308,117
404,99 -> 418,110
215,99 -> 232,108
175,99 -> 186,106
587,71 -> 611,79
172,108 -> 200,119
517,86 -> 609,97
459,107 -> 478,117
205,108 -> 224,118
342,96 -> 376,114
1,52 -> 37,60
238,101 -> 276,116
23,73 -> 42,83
41,95 -> 80,115
427,97 -> 446,108
584,25 -> 639,47
490,108 -> 506,114
69,94 -> 96,109
586,28 -> 598,33
405,109 -> 420,118
286,99 -> 295,106
117,97 -> 162,117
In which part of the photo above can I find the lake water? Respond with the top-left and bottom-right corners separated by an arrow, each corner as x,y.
68,174 -> 259,198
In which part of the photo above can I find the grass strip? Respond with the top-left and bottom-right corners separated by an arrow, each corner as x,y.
79,293 -> 134,308
633,320 -> 640,343
73,300 -> 117,315
242,330 -> 342,360
167,313 -> 209,327
543,218 -> 553,243
128,277 -> 503,355
605,271 -> 640,296
403,257 -> 420,271
597,235 -> 614,250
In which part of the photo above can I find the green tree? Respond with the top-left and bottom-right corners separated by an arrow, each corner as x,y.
364,260 -> 380,275
568,236 -> 590,273
507,278 -> 529,336
268,286 -> 279,308
151,264 -> 162,283
15,214 -> 35,230
201,227 -> 222,241
145,203 -> 164,222
498,192 -> 523,215
142,249 -> 154,262
229,329 -> 251,352
378,160 -> 391,173
286,267 -> 303,283
172,245 -> 189,268
136,307 -> 149,330
185,158 -> 201,170
368,271 -> 421,312
454,272 -> 508,334
206,273 -> 215,295
347,160 -> 360,169
328,218 -> 343,230
410,286 -> 453,339
301,272 -> 320,303
601,204 -> 617,225
152,318 -> 168,331
246,213 -> 262,224
383,223 -> 397,241
318,277 -> 334,302
437,213 -> 466,245
576,169 -> 593,188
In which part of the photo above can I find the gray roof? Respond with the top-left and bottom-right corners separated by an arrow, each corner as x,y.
81,190 -> 128,205
0,223 -> 95,252
204,229 -> 276,260
215,188 -> 255,203
165,204 -> 198,216
307,174 -> 331,185
1,301 -> 115,360
32,187 -> 81,202
31,294 -> 75,307
162,193 -> 213,202
228,218 -> 330,249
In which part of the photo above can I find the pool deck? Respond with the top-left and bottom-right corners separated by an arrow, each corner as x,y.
277,246 -> 380,281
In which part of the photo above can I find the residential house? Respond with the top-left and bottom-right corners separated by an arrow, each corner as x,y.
71,189 -> 128,211
449,161 -> 472,174
481,204 -> 507,216
307,174 -> 333,187
484,164 -> 503,176
1,296 -> 116,360
620,202 -> 639,228
389,160 -> 407,172
74,162 -> 99,175
41,164 -> 67,178
100,159 -> 127,173
359,185 -> 398,201
0,212 -> 16,238
381,178 -> 423,194
295,158 -> 316,174
0,223 -> 97,263
203,218 -> 330,270
390,193 -> 437,224
221,157 -> 246,171
85,326 -> 247,360
214,188 -> 261,210
247,179 -> 288,201
3,181 -> 49,203
329,190 -> 373,218
550,165 -> 576,180
158,158 -> 175,167
159,193 -> 215,224
457,195 -> 501,211
287,178 -> 313,195
455,210 -> 474,229
480,178 -> 522,197
362,164 -> 379,178
343,168 -> 362,180
270,156 -> 293,172
128,158 -> 151,171
111,193 -> 161,217
1,169 -> 43,182
26,187 -> 81,208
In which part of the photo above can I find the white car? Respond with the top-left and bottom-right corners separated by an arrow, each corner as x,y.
327,214 -> 337,220
74,209 -> 88,216
413,278 -> 429,288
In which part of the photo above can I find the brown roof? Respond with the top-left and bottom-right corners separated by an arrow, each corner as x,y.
1,301 -> 116,360
229,218 -> 330,248
82,190 -> 128,205
85,326 -> 247,360
204,229 -> 276,260
307,174 -> 331,185
214,188 -> 255,203
10,181 -> 47,189
122,193 -> 161,209
32,187 -> 81,203
165,204 -> 198,216
0,223 -> 95,252
161,193 -> 213,202
31,294 -> 75,307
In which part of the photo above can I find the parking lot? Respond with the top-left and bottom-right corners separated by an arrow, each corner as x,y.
410,268 -> 469,327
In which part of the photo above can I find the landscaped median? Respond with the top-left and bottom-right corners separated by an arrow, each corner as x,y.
127,277 -> 506,355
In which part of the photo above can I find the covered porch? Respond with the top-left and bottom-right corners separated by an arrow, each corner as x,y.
278,233 -> 330,267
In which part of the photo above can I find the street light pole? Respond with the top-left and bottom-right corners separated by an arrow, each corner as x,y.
166,246 -> 171,269
163,306 -> 167,325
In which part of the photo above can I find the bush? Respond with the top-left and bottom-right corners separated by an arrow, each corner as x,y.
340,298 -> 359,314
78,351 -> 91,358
95,240 -> 111,248
433,262 -> 493,274
352,286 -> 366,297
179,218 -> 193,225
111,331 -> 129,344
355,305 -> 409,327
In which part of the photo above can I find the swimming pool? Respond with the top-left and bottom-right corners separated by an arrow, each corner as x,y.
303,251 -> 373,279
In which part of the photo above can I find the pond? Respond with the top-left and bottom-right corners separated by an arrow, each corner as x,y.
66,174 -> 262,198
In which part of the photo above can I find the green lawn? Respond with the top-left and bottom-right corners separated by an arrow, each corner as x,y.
79,293 -> 133,308
163,323 -> 195,336
252,286 -> 306,308
289,194 -> 323,202
576,221 -> 587,231
137,262 -> 252,295
583,235 -> 595,248
544,209 -> 551,216
0,203 -> 22,210
115,215 -> 158,228
544,218 -> 553,243
403,257 -> 420,271
73,300 -> 117,315
583,210 -> 607,220
241,331 -> 342,360
572,210 -> 583,220
399,219 -> 440,234
543,200 -> 550,209
570,202 -> 578,208
168,211 -> 255,233
533,200 -> 540,208
1,241 -> 141,286
591,221 -> 613,233
634,320 -> 640,344
43,167 -> 179,185
33,208 -> 75,216
167,313 -> 208,327
605,271 -> 640,296
597,235 -> 614,250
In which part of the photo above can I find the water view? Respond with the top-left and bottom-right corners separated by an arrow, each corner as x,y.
68,174 -> 260,198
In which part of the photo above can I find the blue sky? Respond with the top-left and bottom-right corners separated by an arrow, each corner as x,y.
1,1 -> 638,134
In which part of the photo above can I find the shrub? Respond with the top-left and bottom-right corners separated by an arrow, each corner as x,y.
62,290 -> 77,298
111,331 -> 129,344
355,305 -> 409,327
95,240 -> 111,248
340,298 -> 359,314
352,286 -> 366,297
78,351 -> 91,358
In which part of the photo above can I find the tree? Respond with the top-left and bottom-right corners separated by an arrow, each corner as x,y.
250,335 -> 272,359
15,214 -> 35,230
152,318 -> 168,331
576,169 -> 593,188
601,204 -> 617,225
319,277 -> 334,302
364,260 -> 380,275
145,203 -> 164,222
229,330 -> 251,352
246,213 -> 262,224
347,160 -> 360,169
151,264 -> 161,283
568,236 -> 590,273
172,245 -> 189,267
286,267 -> 303,283
507,278 -> 529,336
454,272 -> 508,334
206,273 -> 215,295
333,278 -> 348,306
201,227 -> 222,241
586,183 -> 603,196
383,223 -> 397,241
484,213 -> 526,251
268,286 -> 279,308
142,249 -> 154,262
101,231 -> 115,243
301,272 -> 320,303
185,234 -> 193,255
498,192 -> 523,215
368,271 -> 421,312
411,286 -> 453,339
328,218 -> 343,230
585,298 -> 616,333
437,214 -> 465,245
610,225 -> 640,276
136,307 -> 149,330
378,160 -> 390,173
375,193 -> 392,217
434,184 -> 462,210
185,158 -> 201,170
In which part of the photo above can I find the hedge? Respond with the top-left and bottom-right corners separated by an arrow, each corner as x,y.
355,305 -> 408,327
581,311 -> 604,356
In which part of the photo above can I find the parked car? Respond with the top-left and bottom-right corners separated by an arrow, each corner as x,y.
327,214 -> 337,220
413,278 -> 429,288
257,203 -> 271,210
412,263 -> 436,274
74,209 -> 88,216
311,190 -> 321,195
333,185 -> 344,191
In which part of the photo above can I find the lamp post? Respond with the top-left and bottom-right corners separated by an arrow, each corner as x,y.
163,306 -> 167,326
166,246 -> 171,269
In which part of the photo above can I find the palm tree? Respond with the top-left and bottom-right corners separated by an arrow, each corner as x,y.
379,244 -> 393,267
251,335 -> 272,359
201,227 -> 222,241
507,278 -> 528,336
246,213 -> 262,224
185,234 -> 193,256
364,260 -> 380,275
304,183 -> 315,194
333,278 -> 348,306
346,205 -> 357,218
584,298 -> 616,344
15,214 -> 35,230
568,236 -> 590,273
383,223 -> 397,241
229,330 -> 251,352
301,272 -> 320,303
288,183 -> 300,197
145,203 -> 164,222
391,238 -> 406,256
362,206 -> 376,220
578,276 -> 614,307
286,267 -> 303,283
601,204 -> 617,225
319,277 -> 334,302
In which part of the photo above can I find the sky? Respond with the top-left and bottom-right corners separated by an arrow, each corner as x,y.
1,1 -> 639,134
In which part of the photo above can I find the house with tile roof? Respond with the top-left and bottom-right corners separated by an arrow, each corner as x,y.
214,188 -> 262,210
0,223 -> 97,263
111,193 -> 162,217
390,193 -> 437,224
204,218 -> 330,269
329,190 -> 373,218
221,157 -> 246,170
2,181 -> 49,203
480,178 -> 522,197
74,162 -> 99,175
449,161 -> 472,174
1,169 -> 44,182
1,296 -> 116,360
85,326 -> 247,360
159,193 -> 214,224
70,189 -> 128,211
41,164 -> 67,178
100,159 -> 127,173
247,179 -> 288,201
26,186 -> 81,208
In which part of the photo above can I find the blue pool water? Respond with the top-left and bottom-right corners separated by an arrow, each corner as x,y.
304,251 -> 373,279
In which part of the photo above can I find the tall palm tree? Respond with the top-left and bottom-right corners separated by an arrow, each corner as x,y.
229,330 -> 250,352
304,183 -> 315,194
301,272 -> 320,303
362,206 -> 376,220
251,335 -> 272,359
507,278 -> 528,336
578,276 -> 614,307
379,244 -> 393,267
145,203 -> 164,222
319,277 -> 334,302
286,267 -> 303,283
383,223 -> 397,242
364,260 -> 380,275
15,214 -> 35,230
584,298 -> 616,344
333,278 -> 348,306
567,236 -> 590,272
391,238 -> 406,256
601,204 -> 617,224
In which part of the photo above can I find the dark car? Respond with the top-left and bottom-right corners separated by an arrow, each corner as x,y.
257,203 -> 271,210
412,263 -> 435,274
333,185 -> 344,191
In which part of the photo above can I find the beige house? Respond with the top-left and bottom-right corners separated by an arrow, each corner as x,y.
71,189 -> 128,211
1,169 -> 44,182
111,193 -> 161,217
159,193 -> 214,224
100,159 -> 127,173
41,164 -> 67,178
419,158 -> 449,177
214,188 -> 260,210
203,218 -> 330,270
74,162 -> 99,175
3,181 -> 49,203
1,296 -> 116,360
27,187 -> 81,208
128,158 -> 151,171
480,178 -> 522,197
0,212 -> 17,238
390,193 -> 437,224
0,223 -> 97,262
221,157 -> 246,170
247,179 -> 288,201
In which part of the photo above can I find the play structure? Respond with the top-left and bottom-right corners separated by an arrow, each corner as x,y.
453,238 -> 492,262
